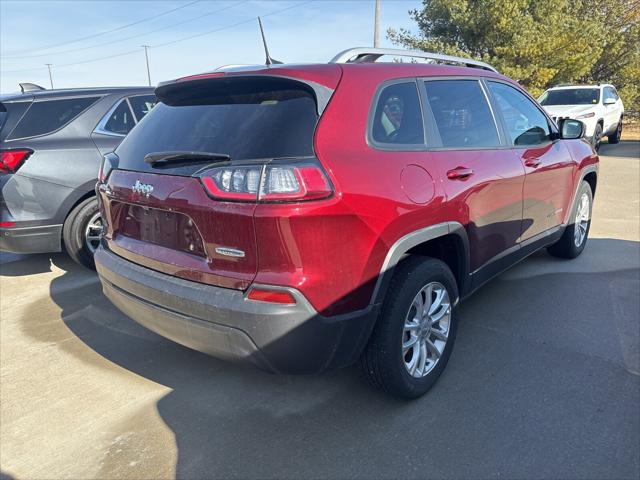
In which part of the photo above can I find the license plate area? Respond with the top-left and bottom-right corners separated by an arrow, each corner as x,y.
113,202 -> 206,257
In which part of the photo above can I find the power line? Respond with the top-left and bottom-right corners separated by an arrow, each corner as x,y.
2,1 -> 248,60
2,1 -> 314,75
152,0 -> 313,49
2,0 -> 202,56
3,49 -> 142,73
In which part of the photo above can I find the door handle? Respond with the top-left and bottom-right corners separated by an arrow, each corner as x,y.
447,167 -> 474,180
524,157 -> 541,168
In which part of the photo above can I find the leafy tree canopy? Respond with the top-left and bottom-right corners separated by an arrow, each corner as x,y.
388,0 -> 640,111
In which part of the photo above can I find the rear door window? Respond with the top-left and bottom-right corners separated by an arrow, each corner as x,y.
487,81 -> 551,146
8,96 -> 99,139
128,95 -> 156,122
423,80 -> 499,148
370,81 -> 425,147
104,99 -> 136,135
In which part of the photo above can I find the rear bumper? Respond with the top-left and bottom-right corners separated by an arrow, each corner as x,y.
0,224 -> 62,254
95,246 -> 379,373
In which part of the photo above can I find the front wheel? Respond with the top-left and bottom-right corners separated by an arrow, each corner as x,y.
63,197 -> 102,270
361,256 -> 459,399
547,181 -> 593,259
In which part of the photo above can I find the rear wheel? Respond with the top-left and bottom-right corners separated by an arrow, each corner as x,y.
361,256 -> 459,399
547,181 -> 593,259
63,197 -> 102,270
608,119 -> 622,144
592,123 -> 603,151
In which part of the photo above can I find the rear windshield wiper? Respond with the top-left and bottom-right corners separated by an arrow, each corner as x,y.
144,151 -> 231,165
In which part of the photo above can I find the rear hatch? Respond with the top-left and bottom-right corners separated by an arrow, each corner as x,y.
99,70 -> 339,290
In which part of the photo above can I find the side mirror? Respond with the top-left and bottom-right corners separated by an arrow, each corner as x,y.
560,119 -> 585,140
603,98 -> 616,105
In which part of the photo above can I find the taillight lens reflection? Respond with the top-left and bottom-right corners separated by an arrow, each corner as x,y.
199,161 -> 332,203
247,287 -> 297,304
0,149 -> 33,174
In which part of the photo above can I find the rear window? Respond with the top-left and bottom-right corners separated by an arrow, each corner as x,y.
116,81 -> 318,172
0,101 -> 30,140
8,96 -> 99,139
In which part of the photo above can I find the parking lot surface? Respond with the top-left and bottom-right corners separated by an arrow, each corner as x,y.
1,142 -> 639,479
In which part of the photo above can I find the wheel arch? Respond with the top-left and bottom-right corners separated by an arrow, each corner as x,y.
583,171 -> 597,196
370,222 -> 471,306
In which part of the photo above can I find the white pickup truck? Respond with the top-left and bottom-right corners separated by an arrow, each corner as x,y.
539,84 -> 624,150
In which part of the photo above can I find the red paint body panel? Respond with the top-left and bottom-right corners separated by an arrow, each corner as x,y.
99,170 -> 258,289
97,62 -> 599,318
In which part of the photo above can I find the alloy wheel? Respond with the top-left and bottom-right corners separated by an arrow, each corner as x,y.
402,282 -> 452,378
84,212 -> 102,254
574,192 -> 590,247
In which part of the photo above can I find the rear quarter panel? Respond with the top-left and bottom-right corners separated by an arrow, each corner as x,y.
253,65 -> 463,316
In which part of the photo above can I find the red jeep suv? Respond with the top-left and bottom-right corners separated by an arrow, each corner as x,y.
95,48 -> 597,398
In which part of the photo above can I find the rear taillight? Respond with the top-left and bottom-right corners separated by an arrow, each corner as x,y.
99,152 -> 118,183
0,149 -> 32,173
199,160 -> 332,203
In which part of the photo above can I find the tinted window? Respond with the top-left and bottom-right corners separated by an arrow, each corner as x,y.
603,87 -> 618,102
488,82 -> 551,146
371,82 -> 424,146
128,95 -> 156,121
8,96 -> 99,139
423,80 -> 499,148
539,88 -> 599,106
116,85 -> 318,170
104,100 -> 135,135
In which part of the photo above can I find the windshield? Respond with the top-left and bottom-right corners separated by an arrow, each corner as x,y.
539,88 -> 600,106
116,83 -> 318,174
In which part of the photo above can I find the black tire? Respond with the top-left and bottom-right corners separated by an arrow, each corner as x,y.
608,119 -> 622,144
592,123 -> 603,151
547,181 -> 593,259
361,256 -> 459,399
62,197 -> 101,270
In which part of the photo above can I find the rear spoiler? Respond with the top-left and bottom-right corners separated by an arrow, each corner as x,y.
155,74 -> 334,116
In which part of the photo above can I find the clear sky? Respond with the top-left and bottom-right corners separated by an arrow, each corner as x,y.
0,0 -> 422,93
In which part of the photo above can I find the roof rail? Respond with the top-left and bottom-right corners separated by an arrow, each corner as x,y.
19,82 -> 46,93
329,48 -> 498,73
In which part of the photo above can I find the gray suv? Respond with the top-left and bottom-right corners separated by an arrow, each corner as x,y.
0,84 -> 155,268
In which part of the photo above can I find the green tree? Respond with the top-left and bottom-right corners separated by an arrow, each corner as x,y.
388,0 -> 640,111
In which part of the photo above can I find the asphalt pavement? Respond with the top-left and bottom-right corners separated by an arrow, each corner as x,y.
1,141 -> 639,479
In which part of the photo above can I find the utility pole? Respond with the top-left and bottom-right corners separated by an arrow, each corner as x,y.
373,0 -> 381,47
45,63 -> 54,89
141,45 -> 151,86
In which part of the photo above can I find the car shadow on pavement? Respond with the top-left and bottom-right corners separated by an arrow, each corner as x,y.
599,140 -> 640,159
15,237 -> 640,479
0,252 -> 73,277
